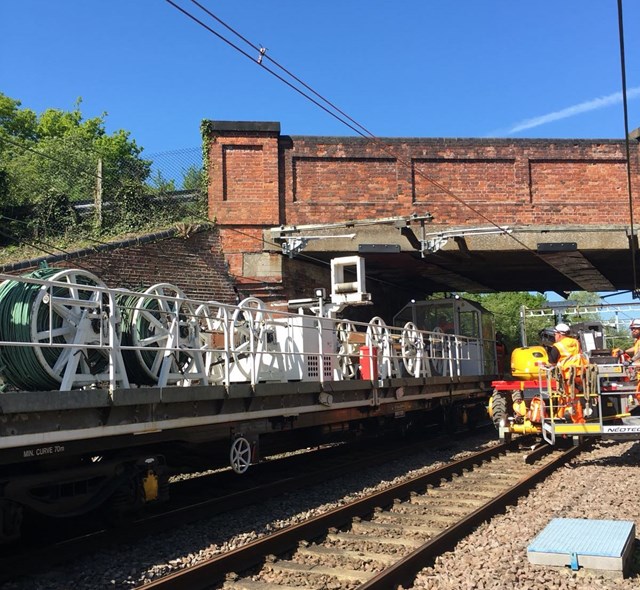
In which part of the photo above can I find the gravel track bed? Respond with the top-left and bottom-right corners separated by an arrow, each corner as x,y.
1,433 -> 497,590
5,436 -> 639,590
411,439 -> 640,590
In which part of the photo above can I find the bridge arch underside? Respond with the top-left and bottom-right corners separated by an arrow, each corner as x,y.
267,224 -> 636,299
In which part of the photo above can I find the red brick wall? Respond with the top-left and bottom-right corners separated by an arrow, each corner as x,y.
1,227 -> 237,304
205,122 -> 640,298
280,137 -> 637,226
207,121 -> 280,227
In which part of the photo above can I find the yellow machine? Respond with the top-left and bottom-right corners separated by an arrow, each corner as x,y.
510,346 -> 548,379
490,333 -> 638,444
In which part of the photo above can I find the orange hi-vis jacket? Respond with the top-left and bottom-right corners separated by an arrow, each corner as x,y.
632,338 -> 640,361
552,337 -> 587,379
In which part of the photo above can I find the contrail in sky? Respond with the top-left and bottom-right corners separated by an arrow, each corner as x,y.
501,86 -> 640,135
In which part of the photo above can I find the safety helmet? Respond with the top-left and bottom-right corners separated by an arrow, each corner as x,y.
554,323 -> 571,334
630,319 -> 640,329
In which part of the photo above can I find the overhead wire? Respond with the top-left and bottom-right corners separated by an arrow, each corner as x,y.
616,0 -> 638,297
3,3 -> 634,299
163,0 -> 607,274
163,0 -> 365,137
0,133 -> 104,183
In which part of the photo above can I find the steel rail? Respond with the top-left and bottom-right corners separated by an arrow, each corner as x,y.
140,437 -> 554,589
0,429 -> 479,583
358,442 -> 585,590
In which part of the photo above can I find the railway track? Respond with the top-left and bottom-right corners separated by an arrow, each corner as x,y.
1,429 -> 490,584
141,439 -> 585,590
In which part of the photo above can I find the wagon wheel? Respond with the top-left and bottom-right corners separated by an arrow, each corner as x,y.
230,436 -> 252,474
195,303 -> 229,383
489,391 -> 508,430
428,326 -> 445,376
336,320 -> 358,379
401,321 -> 424,377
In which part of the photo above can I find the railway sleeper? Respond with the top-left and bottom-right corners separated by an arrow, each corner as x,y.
457,468 -> 524,479
391,505 -> 462,523
326,530 -> 423,548
265,560 -> 375,584
224,579 -> 302,590
413,495 -> 486,508
406,499 -> 475,514
373,512 -> 442,536
425,485 -> 512,498
352,518 -> 439,537
297,542 -> 397,566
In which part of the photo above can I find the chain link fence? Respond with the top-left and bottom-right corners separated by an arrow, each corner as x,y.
0,142 -> 209,253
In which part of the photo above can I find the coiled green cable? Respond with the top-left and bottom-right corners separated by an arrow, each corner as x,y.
0,269 -> 108,391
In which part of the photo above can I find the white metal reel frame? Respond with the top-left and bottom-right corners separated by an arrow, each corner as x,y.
335,320 -> 359,379
230,297 -> 274,382
428,327 -> 447,376
365,316 -> 398,379
195,302 -> 230,384
401,321 -> 427,377
30,268 -> 123,390
230,436 -> 253,474
365,316 -> 389,349
128,283 -> 208,386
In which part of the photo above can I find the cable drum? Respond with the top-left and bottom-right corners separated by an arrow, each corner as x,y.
0,268 -> 112,391
119,284 -> 207,386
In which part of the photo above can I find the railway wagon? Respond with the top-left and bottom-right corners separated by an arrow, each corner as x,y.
0,257 -> 496,543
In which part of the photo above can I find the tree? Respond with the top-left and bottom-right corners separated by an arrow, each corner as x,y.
0,92 -> 151,238
182,165 -> 206,193
464,291 -> 549,350
148,169 -> 176,195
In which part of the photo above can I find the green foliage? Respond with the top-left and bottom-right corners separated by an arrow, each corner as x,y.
0,93 -> 197,250
463,291 -> 549,350
0,94 -> 37,141
148,170 -> 176,195
106,179 -> 154,232
31,189 -> 79,238
0,94 -> 209,261
0,92 -> 151,208
182,165 -> 206,192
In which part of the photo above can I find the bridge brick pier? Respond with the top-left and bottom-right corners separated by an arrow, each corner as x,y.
205,121 -> 640,313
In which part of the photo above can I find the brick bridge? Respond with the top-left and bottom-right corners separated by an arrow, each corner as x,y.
205,121 -> 640,311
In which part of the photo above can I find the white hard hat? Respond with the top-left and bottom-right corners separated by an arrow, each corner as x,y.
554,323 -> 570,334
630,319 -> 640,329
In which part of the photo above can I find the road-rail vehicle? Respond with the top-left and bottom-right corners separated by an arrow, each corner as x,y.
490,306 -> 640,445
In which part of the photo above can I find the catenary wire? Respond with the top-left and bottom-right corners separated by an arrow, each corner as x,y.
3,4 -> 633,299
616,0 -> 638,296
163,0 -> 365,137
185,0 -> 376,140
164,0 -> 627,277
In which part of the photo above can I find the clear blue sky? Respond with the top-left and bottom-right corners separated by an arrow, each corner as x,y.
2,1 -> 640,304
2,1 -> 639,156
